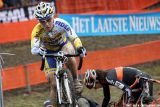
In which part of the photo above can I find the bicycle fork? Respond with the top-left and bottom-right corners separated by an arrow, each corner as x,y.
63,72 -> 72,104
55,75 -> 62,104
55,72 -> 72,105
55,60 -> 63,104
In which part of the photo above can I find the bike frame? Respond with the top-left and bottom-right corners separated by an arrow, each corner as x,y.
135,76 -> 160,106
110,75 -> 160,107
40,52 -> 83,105
55,57 -> 72,104
136,80 -> 150,106
136,81 -> 150,105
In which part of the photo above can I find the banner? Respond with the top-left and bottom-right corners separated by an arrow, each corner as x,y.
59,12 -> 160,36
0,2 -> 55,23
0,6 -> 35,23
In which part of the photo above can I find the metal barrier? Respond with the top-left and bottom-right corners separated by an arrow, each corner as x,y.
0,53 -> 15,107
0,54 -> 4,107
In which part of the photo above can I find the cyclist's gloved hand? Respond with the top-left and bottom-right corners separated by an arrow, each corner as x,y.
39,48 -> 47,55
127,96 -> 134,104
31,47 -> 40,55
77,47 -> 86,57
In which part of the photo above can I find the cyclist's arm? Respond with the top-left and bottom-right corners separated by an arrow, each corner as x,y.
67,28 -> 83,49
106,73 -> 132,102
31,23 -> 42,55
31,37 -> 40,55
60,18 -> 83,49
102,85 -> 110,107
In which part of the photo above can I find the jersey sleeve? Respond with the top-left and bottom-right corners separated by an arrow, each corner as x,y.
31,23 -> 43,54
68,26 -> 83,49
56,18 -> 83,49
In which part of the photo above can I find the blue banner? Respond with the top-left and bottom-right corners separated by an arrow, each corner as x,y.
59,12 -> 160,36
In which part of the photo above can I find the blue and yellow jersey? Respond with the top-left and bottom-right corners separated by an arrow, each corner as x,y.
31,18 -> 82,52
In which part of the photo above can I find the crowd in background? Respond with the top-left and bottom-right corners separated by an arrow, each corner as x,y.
0,0 -> 55,9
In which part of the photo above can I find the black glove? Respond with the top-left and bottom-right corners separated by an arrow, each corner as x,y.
39,48 -> 47,56
127,96 -> 134,104
77,47 -> 86,57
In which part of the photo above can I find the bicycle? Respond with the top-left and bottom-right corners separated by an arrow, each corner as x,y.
108,73 -> 160,107
40,51 -> 83,107
135,74 -> 160,106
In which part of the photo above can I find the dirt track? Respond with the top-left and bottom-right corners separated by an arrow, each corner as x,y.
0,34 -> 160,68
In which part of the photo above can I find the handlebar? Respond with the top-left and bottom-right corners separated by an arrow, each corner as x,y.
136,74 -> 160,84
39,53 -> 83,71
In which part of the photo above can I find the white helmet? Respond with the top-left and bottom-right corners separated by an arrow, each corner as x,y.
34,2 -> 55,20
84,69 -> 97,89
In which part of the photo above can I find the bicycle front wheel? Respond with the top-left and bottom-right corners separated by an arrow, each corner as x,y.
138,96 -> 160,106
56,69 -> 77,107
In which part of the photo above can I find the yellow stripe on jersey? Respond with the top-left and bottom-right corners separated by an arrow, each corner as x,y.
74,38 -> 82,49
31,23 -> 45,48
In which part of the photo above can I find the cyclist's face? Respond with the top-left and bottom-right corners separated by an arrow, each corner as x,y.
39,17 -> 54,31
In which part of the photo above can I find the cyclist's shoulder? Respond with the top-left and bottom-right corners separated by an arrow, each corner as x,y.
123,67 -> 142,72
31,23 -> 44,37
54,18 -> 71,30
32,23 -> 44,31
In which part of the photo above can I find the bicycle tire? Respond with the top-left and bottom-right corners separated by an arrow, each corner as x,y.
137,96 -> 160,106
56,69 -> 77,107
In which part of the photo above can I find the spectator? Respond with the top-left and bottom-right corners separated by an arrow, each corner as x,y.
21,0 -> 31,6
3,0 -> 22,8
2,0 -> 57,8
0,0 -> 3,8
12,0 -> 22,7
3,0 -> 13,7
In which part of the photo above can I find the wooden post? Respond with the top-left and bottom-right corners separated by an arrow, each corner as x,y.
24,65 -> 31,93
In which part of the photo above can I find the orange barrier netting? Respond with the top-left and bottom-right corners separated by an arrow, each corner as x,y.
3,66 -> 26,90
0,19 -> 38,44
81,40 -> 160,71
2,62 -> 48,91
26,62 -> 48,86
56,0 -> 160,13
2,40 -> 160,91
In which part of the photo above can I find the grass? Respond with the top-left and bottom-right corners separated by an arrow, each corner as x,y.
3,63 -> 160,107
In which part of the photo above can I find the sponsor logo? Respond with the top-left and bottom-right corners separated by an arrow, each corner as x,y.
115,81 -> 124,89
55,21 -> 70,31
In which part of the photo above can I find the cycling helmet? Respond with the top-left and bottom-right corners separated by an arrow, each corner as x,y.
84,69 -> 97,89
34,2 -> 55,21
